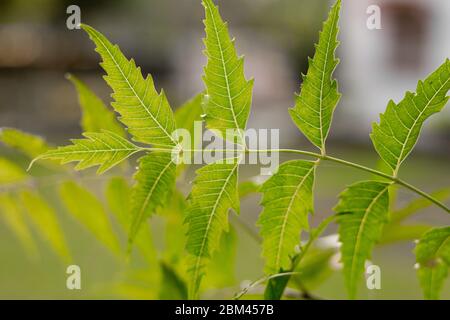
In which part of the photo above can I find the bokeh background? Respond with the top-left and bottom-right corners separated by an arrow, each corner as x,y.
0,0 -> 449,299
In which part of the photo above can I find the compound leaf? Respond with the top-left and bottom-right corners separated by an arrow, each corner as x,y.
202,0 -> 254,146
82,24 -> 178,148
289,0 -> 341,152
371,60 -> 450,175
415,227 -> 450,300
335,180 -> 390,299
258,160 -> 316,273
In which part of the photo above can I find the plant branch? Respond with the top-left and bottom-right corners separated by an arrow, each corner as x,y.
245,149 -> 450,214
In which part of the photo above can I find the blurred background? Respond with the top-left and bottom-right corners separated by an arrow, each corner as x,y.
0,0 -> 449,299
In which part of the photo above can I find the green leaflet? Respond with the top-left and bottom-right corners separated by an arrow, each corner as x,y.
202,0 -> 254,146
106,177 -> 157,264
417,267 -> 448,300
371,60 -> 450,175
258,160 -> 316,273
159,189 -> 188,264
414,227 -> 450,300
82,24 -> 178,148
335,180 -> 390,299
289,0 -> 341,152
0,128 -> 50,159
0,157 -> 27,184
0,193 -> 37,257
186,159 -> 240,299
67,74 -> 126,137
128,152 -> 176,248
207,226 -> 237,288
60,181 -> 122,256
159,262 -> 188,300
35,131 -> 140,174
105,177 -> 132,228
21,191 -> 71,263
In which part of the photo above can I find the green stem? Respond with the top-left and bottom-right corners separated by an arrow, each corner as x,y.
141,147 -> 450,213
246,149 -> 450,214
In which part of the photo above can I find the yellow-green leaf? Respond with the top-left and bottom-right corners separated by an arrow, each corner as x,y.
202,0 -> 254,146
371,60 -> 450,175
60,181 -> 121,256
67,74 -> 126,137
335,180 -> 390,299
289,0 -> 341,152
21,191 -> 71,263
82,24 -> 178,148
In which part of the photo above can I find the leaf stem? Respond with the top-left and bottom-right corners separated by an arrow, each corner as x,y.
246,149 -> 450,214
134,147 -> 450,213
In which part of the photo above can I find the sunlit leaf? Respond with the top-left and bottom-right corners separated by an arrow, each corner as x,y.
35,131 -> 141,174
335,180 -> 390,299
67,74 -> 126,137
21,191 -> 71,263
258,160 -> 316,273
106,177 -> 157,264
0,157 -> 27,185
0,193 -> 37,257
186,159 -> 240,299
202,0 -> 254,146
371,60 -> 450,175
289,0 -> 341,152
128,152 -> 176,248
0,128 -> 50,159
82,24 -> 178,148
60,181 -> 121,256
